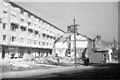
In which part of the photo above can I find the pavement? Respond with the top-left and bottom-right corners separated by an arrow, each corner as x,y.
0,58 -> 92,78
48,63 -> 120,79
1,59 -> 118,79
2,65 -> 92,78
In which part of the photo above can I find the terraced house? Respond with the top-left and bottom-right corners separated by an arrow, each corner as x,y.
0,0 -> 65,59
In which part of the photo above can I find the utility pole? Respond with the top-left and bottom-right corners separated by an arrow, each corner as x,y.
70,19 -> 78,68
68,19 -> 78,68
73,19 -> 77,68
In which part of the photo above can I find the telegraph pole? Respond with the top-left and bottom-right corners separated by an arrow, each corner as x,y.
68,19 -> 78,68
73,19 -> 77,68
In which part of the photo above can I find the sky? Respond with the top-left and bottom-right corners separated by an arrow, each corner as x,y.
15,2 -> 118,42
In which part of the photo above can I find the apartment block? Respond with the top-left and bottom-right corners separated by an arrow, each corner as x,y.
0,0 -> 65,59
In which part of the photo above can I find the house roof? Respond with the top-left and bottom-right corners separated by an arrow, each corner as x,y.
54,32 -> 93,43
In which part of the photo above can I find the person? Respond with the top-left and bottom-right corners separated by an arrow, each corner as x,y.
83,57 -> 89,66
86,58 -> 89,66
83,57 -> 86,66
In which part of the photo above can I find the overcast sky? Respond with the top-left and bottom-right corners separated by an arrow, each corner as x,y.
15,2 -> 118,42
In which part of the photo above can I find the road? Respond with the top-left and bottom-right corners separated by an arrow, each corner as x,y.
31,63 -> 120,80
49,63 -> 120,79
2,63 -> 120,80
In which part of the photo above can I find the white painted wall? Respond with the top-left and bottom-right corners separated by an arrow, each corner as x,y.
55,34 -> 89,57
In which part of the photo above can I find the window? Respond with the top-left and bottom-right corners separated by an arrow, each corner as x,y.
20,38 -> 23,43
11,36 -> 16,42
54,37 -> 56,40
3,35 -> 6,41
47,35 -> 49,38
35,31 -> 38,35
42,34 -> 46,37
34,40 -> 36,45
3,10 -> 7,14
39,34 -> 41,38
20,9 -> 24,14
20,26 -> 26,32
50,36 -> 52,39
3,23 -> 7,29
28,39 -> 31,44
11,23 -> 18,31
28,29 -> 33,33
21,18 -> 24,22
43,42 -> 45,45
28,14 -> 31,18
28,22 -> 31,26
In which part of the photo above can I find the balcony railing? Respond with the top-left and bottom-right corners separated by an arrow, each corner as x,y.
11,16 -> 19,24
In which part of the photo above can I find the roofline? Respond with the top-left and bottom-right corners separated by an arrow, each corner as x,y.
77,33 -> 93,41
5,0 -> 66,33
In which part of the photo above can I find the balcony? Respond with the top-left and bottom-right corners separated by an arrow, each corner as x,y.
3,1 -> 8,7
20,21 -> 28,27
2,18 -> 7,23
20,17 -> 28,27
3,6 -> 8,12
23,12 -> 28,18
11,7 -> 17,16
20,14 -> 25,20
3,12 -> 8,19
11,10 -> 17,16
39,20 -> 43,26
28,18 -> 32,22
11,15 -> 19,24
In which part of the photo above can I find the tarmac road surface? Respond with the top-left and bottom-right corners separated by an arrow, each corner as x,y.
2,63 -> 120,80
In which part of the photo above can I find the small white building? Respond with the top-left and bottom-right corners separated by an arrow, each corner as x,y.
53,33 -> 93,59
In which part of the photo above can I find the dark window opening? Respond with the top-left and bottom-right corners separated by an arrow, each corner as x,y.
50,36 -> 52,39
47,35 -> 49,38
35,31 -> 39,35
3,35 -> 6,41
3,23 -> 7,29
11,36 -> 16,42
21,18 -> 24,22
11,23 -> 18,31
42,34 -> 46,37
3,10 -> 7,14
54,37 -> 56,40
28,13 -> 31,18
43,42 -> 45,45
28,29 -> 33,33
28,22 -> 31,26
20,9 -> 24,14
20,26 -> 26,31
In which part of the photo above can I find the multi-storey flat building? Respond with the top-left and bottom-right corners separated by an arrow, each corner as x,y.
0,0 -> 65,59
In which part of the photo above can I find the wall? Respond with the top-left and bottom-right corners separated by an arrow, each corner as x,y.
89,52 -> 103,63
